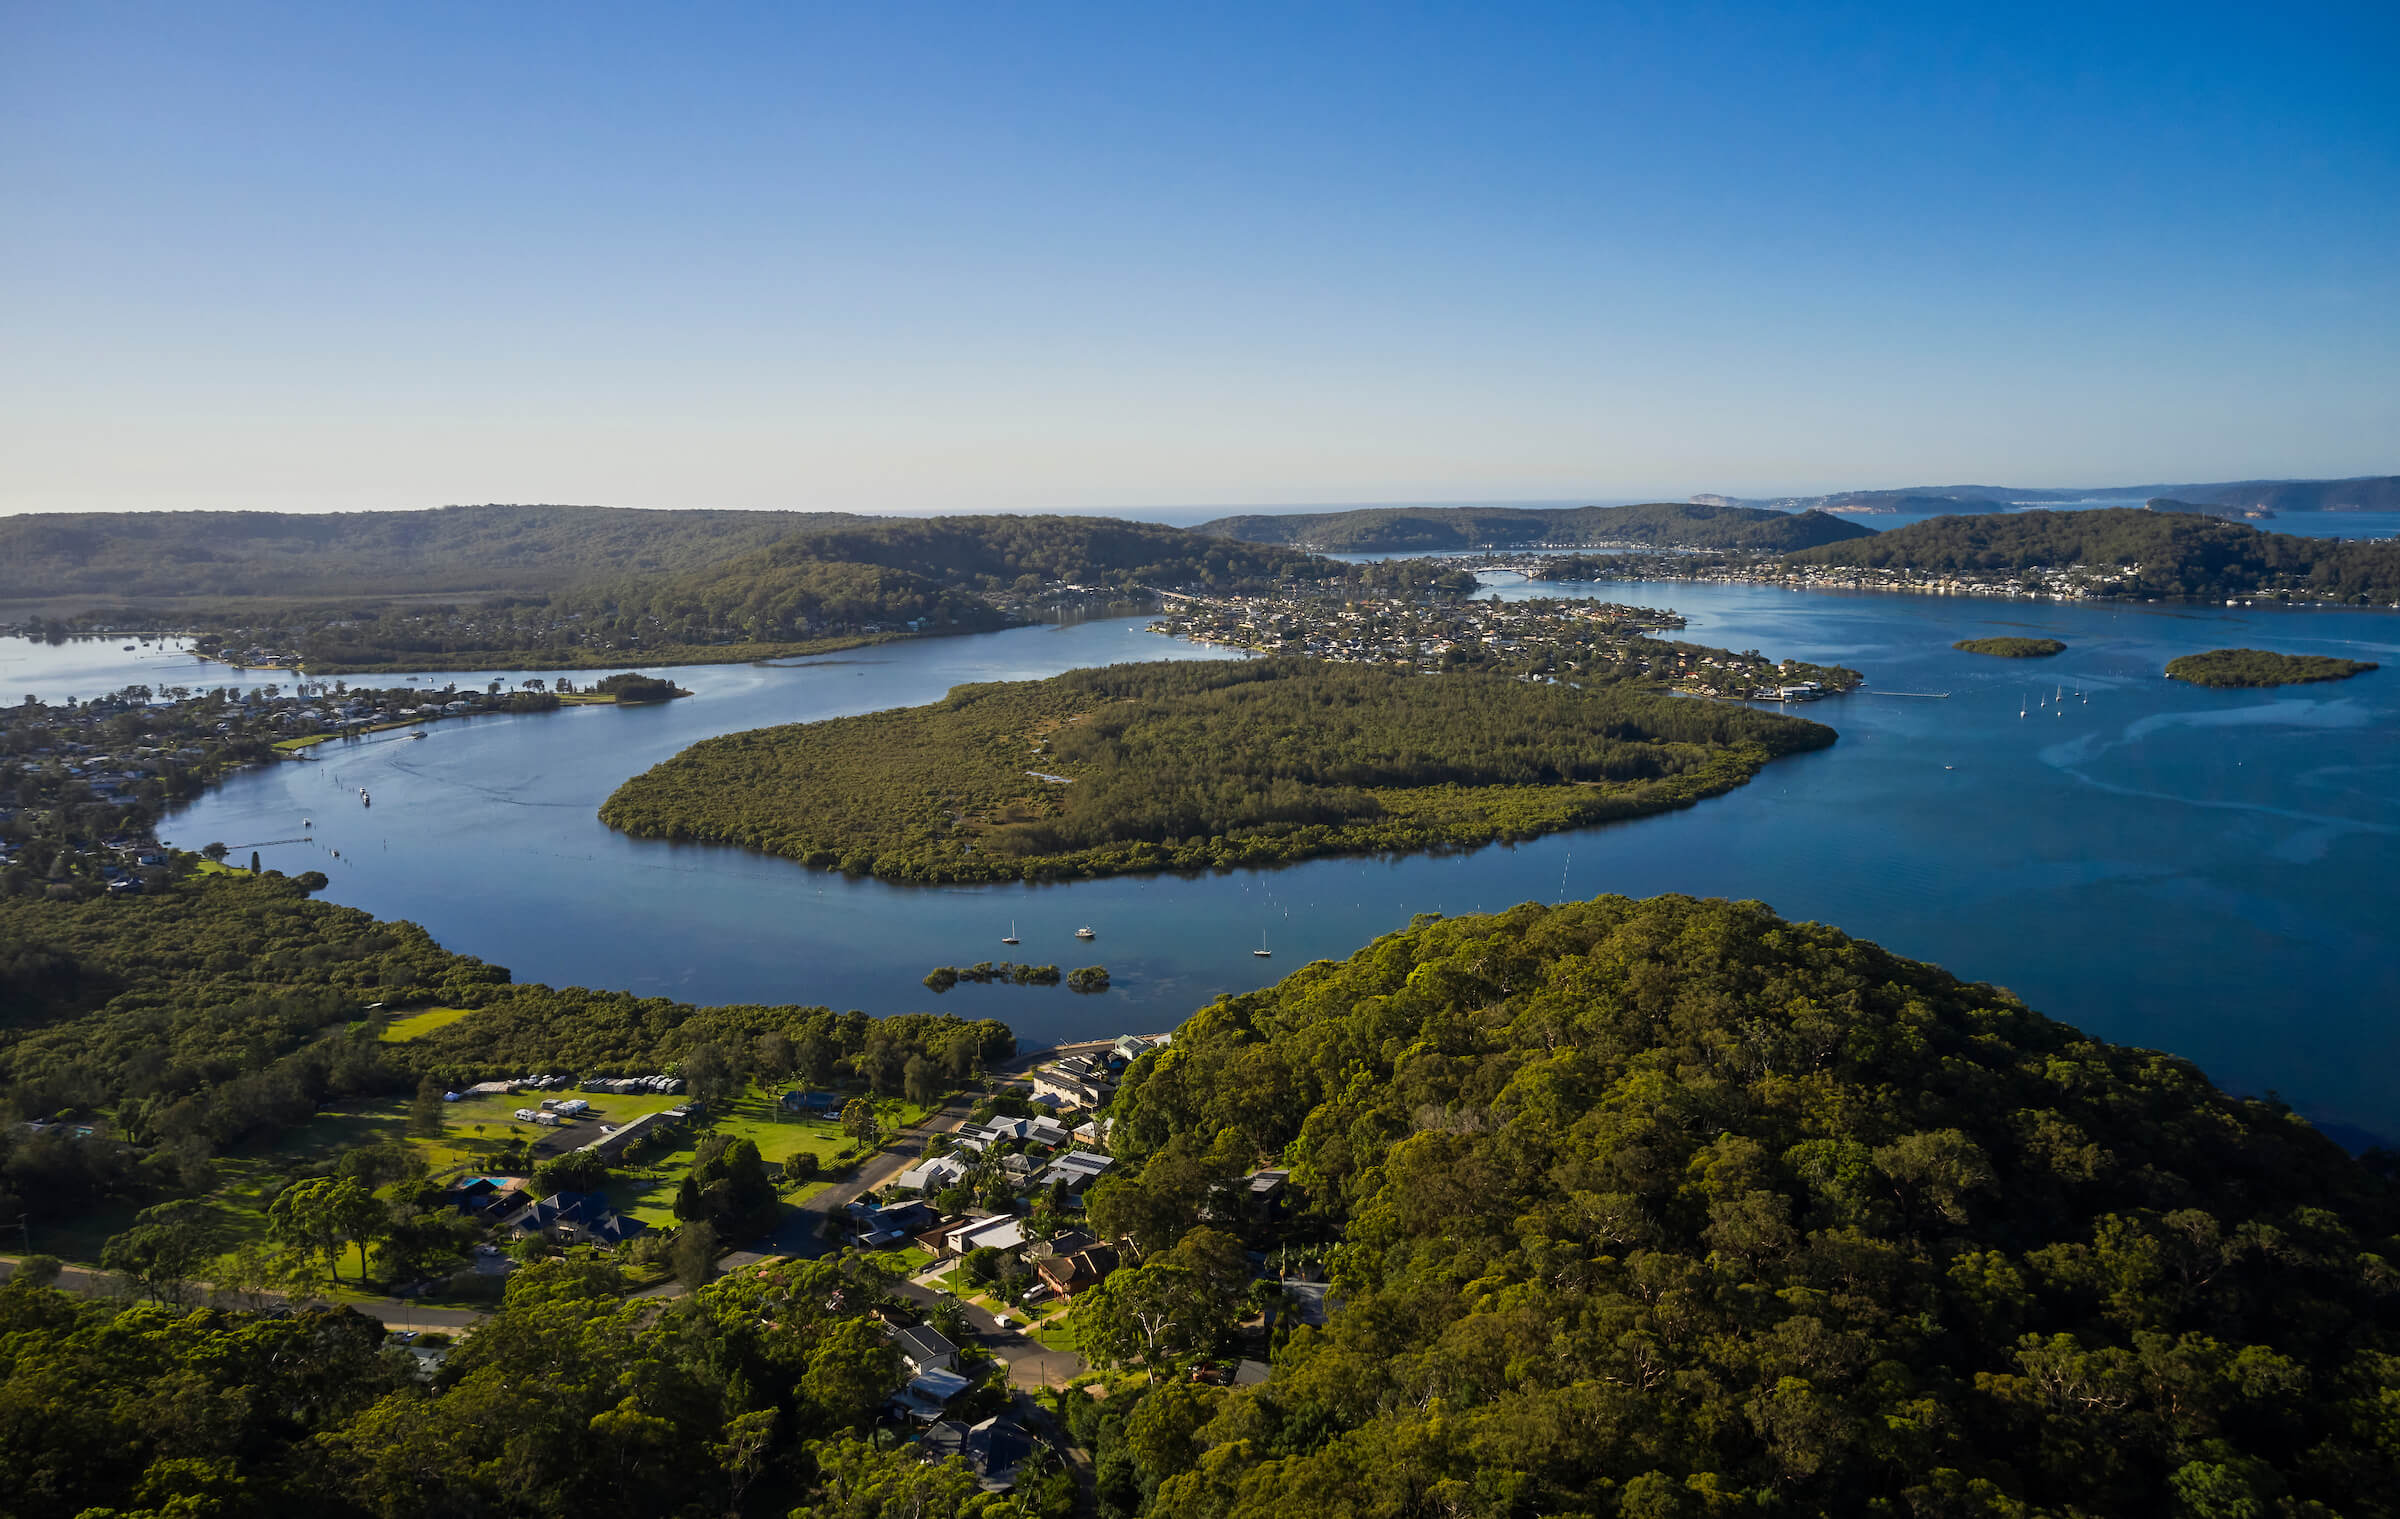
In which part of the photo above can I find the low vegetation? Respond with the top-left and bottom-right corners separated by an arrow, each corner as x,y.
1954,636 -> 2067,657
599,658 -> 1835,883
2164,647 -> 2380,688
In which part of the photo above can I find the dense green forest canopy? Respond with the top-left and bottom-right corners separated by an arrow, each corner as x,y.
1788,508 -> 2400,602
0,871 -> 1007,1228
2164,649 -> 2380,688
599,659 -> 1834,883
1953,637 -> 2066,658
1194,502 -> 1873,554
1095,894 -> 2400,1517
0,1252 -> 1063,1519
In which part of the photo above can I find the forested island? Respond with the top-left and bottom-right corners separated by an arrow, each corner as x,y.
1954,636 -> 2066,657
2164,648 -> 2380,687
598,659 -> 1834,883
1080,893 -> 2400,1515
1194,500 -> 1873,553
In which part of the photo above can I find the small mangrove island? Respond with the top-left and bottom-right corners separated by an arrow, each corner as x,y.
598,657 -> 1834,883
922,961 -> 1062,992
2165,648 -> 2380,687
1954,636 -> 2066,658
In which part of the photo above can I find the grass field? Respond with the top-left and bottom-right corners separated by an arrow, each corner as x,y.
377,1006 -> 476,1042
608,1087 -> 862,1226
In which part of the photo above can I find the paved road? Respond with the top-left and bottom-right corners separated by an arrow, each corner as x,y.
894,1273 -> 1086,1389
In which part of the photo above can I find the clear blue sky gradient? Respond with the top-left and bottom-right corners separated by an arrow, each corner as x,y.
3,3 -> 2394,513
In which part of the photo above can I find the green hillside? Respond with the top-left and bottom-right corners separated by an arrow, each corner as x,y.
1194,501 -> 1874,553
1788,508 -> 2400,602
0,503 -> 875,601
1086,893 -> 2400,1516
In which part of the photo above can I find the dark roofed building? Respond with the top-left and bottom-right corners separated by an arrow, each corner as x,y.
920,1414 -> 1039,1492
893,1323 -> 958,1375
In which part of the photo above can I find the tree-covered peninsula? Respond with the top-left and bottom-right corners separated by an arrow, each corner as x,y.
1082,893 -> 2400,1516
1787,508 -> 2400,603
2165,648 -> 2380,688
1954,636 -> 2066,657
598,659 -> 1834,883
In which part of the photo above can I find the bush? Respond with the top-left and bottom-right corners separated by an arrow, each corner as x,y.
784,1150 -> 820,1183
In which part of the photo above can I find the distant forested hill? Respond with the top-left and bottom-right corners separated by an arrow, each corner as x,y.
4,508 -> 1337,672
1194,502 -> 1873,553
1788,508 -> 2400,602
1703,475 -> 2400,514
687,514 -> 1323,594
599,658 -> 1833,882
0,504 -> 876,600
1093,893 -> 2400,1516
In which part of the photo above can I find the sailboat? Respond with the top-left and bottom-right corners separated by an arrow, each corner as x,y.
1001,921 -> 1019,946
1253,931 -> 1272,959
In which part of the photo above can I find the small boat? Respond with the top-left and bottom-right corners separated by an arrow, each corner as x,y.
1254,931 -> 1272,958
122,644 -> 134,651
1002,920 -> 1019,946
302,818 -> 312,828
410,730 -> 426,740
1074,926 -> 1096,940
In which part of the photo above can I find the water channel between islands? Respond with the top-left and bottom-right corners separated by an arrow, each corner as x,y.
16,577 -> 2395,1144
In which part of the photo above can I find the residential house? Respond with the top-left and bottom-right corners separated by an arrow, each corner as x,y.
938,1214 -> 1029,1260
1030,1069 -> 1111,1109
892,1324 -> 958,1376
892,1367 -> 973,1422
1033,1243 -> 1120,1299
1036,1150 -> 1114,1193
896,1153 -> 968,1194
507,1190 -> 648,1247
850,1199 -> 939,1247
920,1415 -> 1039,1493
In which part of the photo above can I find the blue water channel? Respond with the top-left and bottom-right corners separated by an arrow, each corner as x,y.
12,578 -> 2398,1144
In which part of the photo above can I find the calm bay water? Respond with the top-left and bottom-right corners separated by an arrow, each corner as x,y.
12,579 -> 2398,1144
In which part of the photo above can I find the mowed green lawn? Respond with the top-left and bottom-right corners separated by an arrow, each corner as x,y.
376,1006 -> 476,1042
608,1087 -> 863,1226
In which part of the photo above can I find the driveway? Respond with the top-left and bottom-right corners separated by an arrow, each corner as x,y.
895,1273 -> 1086,1389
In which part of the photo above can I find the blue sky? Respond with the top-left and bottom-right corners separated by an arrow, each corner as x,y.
3,2 -> 2393,514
